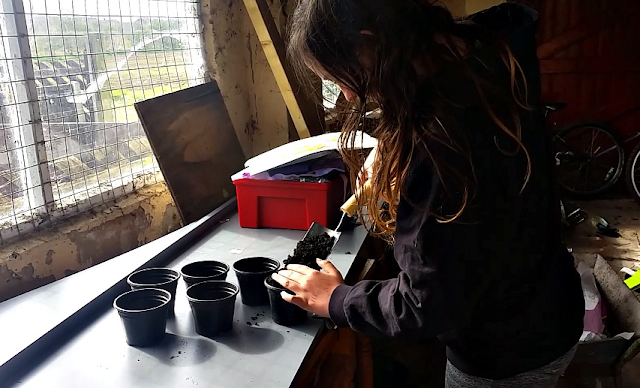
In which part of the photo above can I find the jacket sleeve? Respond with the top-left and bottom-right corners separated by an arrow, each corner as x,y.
329,166 -> 451,339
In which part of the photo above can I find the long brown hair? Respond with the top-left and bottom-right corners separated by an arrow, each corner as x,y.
287,0 -> 530,239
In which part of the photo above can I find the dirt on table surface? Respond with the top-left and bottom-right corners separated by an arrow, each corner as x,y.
284,233 -> 335,270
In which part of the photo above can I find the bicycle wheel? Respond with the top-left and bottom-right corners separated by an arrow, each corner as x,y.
625,141 -> 640,204
553,121 -> 624,197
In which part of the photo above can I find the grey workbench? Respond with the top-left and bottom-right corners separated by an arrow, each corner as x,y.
0,206 -> 368,388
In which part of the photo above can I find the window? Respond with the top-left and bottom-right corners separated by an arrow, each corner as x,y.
0,0 -> 205,243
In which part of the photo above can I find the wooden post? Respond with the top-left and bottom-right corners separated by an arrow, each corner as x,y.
242,0 -> 324,139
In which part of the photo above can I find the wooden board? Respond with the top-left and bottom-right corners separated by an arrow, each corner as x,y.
525,0 -> 640,143
135,82 -> 246,224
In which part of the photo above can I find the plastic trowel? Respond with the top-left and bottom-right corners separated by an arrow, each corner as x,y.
302,181 -> 371,248
305,182 -> 369,328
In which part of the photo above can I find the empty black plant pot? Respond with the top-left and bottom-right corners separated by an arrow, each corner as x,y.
186,281 -> 239,337
265,277 -> 308,326
181,261 -> 230,287
232,257 -> 280,306
127,268 -> 180,315
113,288 -> 171,347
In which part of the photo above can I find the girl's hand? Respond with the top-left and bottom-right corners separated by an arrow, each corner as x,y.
271,259 -> 344,318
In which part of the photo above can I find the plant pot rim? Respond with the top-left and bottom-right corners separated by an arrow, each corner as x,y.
186,280 -> 239,303
232,257 -> 280,275
264,276 -> 296,295
127,267 -> 180,288
181,261 -> 230,278
264,276 -> 287,291
113,288 -> 172,314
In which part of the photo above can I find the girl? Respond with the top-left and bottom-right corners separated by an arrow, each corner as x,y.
272,1 -> 584,387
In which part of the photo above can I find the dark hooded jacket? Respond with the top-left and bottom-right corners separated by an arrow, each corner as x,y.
329,3 -> 584,379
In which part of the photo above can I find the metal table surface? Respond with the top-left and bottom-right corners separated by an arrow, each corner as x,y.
0,214 -> 211,370
3,214 -> 368,388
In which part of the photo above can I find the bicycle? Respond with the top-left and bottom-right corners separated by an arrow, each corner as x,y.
546,103 -> 625,197
624,137 -> 640,204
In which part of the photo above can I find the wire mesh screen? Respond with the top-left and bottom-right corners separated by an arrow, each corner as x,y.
0,0 -> 205,242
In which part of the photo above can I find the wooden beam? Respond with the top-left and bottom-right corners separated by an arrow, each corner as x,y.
243,0 -> 324,139
540,58 -> 640,74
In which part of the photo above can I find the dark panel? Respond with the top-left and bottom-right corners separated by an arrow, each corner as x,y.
135,82 -> 246,223
535,0 -> 640,142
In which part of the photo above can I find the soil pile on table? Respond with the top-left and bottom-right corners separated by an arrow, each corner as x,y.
284,233 -> 335,270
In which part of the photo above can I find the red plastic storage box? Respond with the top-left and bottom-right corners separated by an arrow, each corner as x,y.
233,176 -> 348,230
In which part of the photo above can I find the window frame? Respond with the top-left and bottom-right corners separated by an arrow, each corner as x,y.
1,0 -> 54,241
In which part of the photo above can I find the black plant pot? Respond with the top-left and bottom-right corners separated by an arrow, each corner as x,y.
181,261 -> 229,287
127,268 -> 180,315
186,281 -> 238,337
232,257 -> 280,306
113,288 -> 171,347
264,277 -> 308,326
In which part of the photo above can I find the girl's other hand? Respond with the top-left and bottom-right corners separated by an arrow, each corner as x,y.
271,259 -> 345,318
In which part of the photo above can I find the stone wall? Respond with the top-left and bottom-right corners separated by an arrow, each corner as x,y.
0,182 -> 182,302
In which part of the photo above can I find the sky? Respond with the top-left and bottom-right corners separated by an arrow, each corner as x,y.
23,0 -> 196,18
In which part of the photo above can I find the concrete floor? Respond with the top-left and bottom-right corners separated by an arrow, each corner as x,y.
559,199 -> 640,388
567,199 -> 640,274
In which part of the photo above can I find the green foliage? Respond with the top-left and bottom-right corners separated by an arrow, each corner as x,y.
30,15 -> 186,59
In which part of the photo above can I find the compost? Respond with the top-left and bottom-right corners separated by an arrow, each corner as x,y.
284,233 -> 335,270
